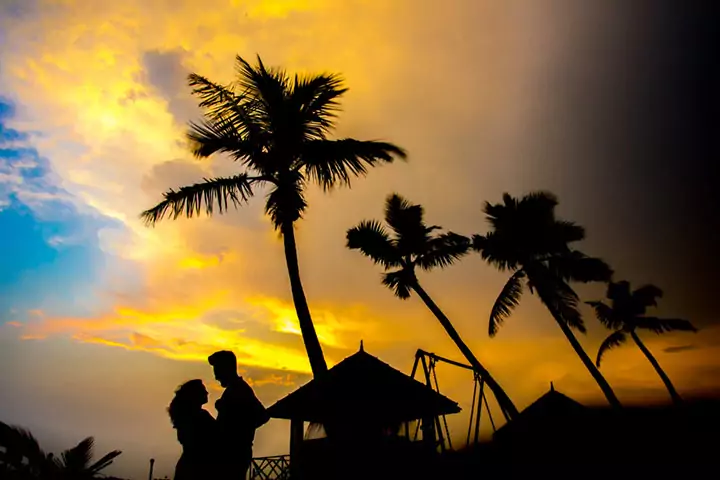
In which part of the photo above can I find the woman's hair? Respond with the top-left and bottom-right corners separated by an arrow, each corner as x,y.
168,379 -> 205,428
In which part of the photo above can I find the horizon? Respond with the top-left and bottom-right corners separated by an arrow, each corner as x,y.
1,1 -> 717,479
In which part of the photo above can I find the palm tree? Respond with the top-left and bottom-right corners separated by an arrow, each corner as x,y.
54,437 -> 122,480
0,422 -> 50,480
588,281 -> 697,405
0,421 -> 121,480
472,192 -> 622,408
346,193 -> 519,420
141,55 -> 406,376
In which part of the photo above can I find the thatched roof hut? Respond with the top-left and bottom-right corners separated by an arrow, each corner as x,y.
268,343 -> 460,480
493,383 -> 586,444
268,343 -> 460,427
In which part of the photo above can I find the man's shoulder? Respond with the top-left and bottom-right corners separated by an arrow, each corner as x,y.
225,377 -> 255,398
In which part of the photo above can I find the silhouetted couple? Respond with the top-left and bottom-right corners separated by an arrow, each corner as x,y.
168,351 -> 270,480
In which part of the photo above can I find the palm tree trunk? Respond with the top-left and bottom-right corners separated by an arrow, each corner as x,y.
411,281 -> 519,421
282,222 -> 329,475
552,313 -> 623,408
281,222 -> 328,376
630,330 -> 683,406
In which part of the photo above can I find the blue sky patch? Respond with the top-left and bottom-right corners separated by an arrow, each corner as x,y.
0,99 -> 111,322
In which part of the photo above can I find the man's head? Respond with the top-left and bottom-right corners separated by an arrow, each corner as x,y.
208,350 -> 238,387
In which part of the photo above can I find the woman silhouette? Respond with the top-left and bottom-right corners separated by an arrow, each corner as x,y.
168,380 -> 217,480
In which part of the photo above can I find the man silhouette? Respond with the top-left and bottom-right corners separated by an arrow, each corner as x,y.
208,350 -> 270,479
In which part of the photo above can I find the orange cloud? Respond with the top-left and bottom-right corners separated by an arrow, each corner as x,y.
17,290 -> 398,375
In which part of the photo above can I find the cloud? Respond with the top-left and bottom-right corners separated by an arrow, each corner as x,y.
15,290 -> 399,374
141,49 -> 201,125
663,344 -> 698,354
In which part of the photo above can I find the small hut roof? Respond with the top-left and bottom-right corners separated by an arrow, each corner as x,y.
267,345 -> 461,424
493,385 -> 586,441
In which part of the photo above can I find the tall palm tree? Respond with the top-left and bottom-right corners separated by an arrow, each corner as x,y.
346,193 -> 519,420
588,281 -> 697,405
141,55 -> 406,376
0,421 -> 121,480
472,192 -> 622,408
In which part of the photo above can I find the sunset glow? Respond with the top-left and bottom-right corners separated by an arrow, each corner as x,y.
1,1 -> 717,478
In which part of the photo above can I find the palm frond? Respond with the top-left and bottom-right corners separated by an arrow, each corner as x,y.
188,73 -> 268,153
188,73 -> 238,118
382,194 -> 432,258
586,300 -> 620,329
632,284 -> 664,308
489,269 -> 525,337
547,251 -> 613,283
534,272 -> 586,333
88,449 -> 122,474
61,437 -> 94,472
234,55 -> 288,125
521,190 -> 559,211
553,281 -> 586,333
596,330 -> 628,367
553,220 -> 586,243
635,317 -> 698,334
381,269 -> 415,300
471,233 -> 520,271
346,220 -> 402,268
0,421 -> 48,470
187,116 -> 263,163
416,232 -> 471,270
607,280 -> 632,302
301,139 -> 406,190
384,193 -> 422,235
140,174 -> 256,225
292,73 -> 347,139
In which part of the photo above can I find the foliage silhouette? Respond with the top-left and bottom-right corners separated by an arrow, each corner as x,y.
472,192 -> 621,408
588,280 -> 697,405
0,421 -> 121,480
140,54 -> 406,377
346,193 -> 518,420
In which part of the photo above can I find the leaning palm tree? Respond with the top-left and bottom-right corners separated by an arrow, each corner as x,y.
0,421 -> 121,480
141,55 -> 406,376
347,193 -> 519,420
588,281 -> 697,405
472,192 -> 622,408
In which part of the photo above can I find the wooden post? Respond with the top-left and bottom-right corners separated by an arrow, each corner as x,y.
420,356 -> 436,451
148,458 -> 155,480
474,378 -> 484,444
289,419 -> 304,479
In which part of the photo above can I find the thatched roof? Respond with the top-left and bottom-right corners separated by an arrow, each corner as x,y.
267,344 -> 461,424
493,384 -> 586,442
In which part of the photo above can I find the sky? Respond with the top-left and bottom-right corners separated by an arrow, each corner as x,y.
0,1 -> 718,478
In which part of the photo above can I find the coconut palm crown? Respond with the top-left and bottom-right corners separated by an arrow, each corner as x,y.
472,191 -> 621,408
347,193 -> 518,420
141,55 -> 406,376
588,280 -> 697,404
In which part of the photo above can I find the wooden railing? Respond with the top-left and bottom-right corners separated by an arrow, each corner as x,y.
248,455 -> 290,480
